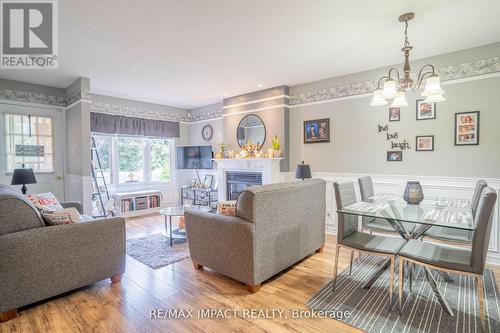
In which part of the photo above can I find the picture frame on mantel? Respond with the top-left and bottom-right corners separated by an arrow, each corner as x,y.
304,118 -> 330,143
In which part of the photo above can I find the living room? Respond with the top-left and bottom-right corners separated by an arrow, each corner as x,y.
1,1 -> 500,332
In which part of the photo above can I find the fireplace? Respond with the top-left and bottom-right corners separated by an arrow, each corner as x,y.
226,171 -> 262,200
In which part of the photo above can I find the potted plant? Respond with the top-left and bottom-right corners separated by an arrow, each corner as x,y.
272,135 -> 282,158
218,143 -> 229,158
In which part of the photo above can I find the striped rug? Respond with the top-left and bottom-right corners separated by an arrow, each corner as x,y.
307,256 -> 500,333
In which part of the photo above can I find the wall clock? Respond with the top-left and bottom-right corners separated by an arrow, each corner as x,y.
202,124 -> 213,141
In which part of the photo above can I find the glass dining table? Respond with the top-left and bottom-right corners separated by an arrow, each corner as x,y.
336,193 -> 475,314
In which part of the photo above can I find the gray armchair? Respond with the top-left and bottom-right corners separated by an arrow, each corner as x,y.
0,184 -> 126,322
185,179 -> 326,293
398,187 -> 497,331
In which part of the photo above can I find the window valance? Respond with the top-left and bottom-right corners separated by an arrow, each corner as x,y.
90,112 -> 180,138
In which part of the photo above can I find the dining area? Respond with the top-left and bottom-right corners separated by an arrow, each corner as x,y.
308,176 -> 499,333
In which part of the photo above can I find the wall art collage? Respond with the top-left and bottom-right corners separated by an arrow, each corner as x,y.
379,104 -> 480,162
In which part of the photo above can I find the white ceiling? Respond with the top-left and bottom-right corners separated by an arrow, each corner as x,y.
1,0 -> 499,108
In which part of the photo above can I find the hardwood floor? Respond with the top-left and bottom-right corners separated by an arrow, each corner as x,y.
2,214 -> 499,333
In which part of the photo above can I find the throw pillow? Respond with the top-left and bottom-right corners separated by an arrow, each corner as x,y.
38,207 -> 84,226
26,192 -> 63,210
218,201 -> 237,216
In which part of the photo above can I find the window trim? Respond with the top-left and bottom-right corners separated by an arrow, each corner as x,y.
92,133 -> 175,187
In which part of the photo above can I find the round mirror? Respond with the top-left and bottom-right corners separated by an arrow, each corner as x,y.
237,114 -> 266,148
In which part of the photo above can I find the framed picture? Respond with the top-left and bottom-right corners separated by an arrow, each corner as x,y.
387,151 -> 403,162
416,100 -> 436,120
389,107 -> 400,122
415,135 -> 434,151
203,175 -> 214,189
304,118 -> 330,143
455,111 -> 480,146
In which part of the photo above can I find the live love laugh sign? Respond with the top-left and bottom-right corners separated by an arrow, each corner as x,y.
378,124 -> 411,150
15,144 -> 44,157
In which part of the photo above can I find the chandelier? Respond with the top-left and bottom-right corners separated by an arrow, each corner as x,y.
370,12 -> 445,107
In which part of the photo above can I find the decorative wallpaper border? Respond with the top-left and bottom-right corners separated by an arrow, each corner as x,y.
289,56 -> 500,105
66,87 -> 90,106
91,101 -> 190,122
0,88 -> 66,107
190,102 -> 223,121
0,86 -> 91,107
2,56 -> 498,120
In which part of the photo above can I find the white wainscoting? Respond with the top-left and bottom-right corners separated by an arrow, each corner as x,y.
313,172 -> 500,266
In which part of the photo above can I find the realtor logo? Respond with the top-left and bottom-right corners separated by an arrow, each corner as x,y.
1,0 -> 58,69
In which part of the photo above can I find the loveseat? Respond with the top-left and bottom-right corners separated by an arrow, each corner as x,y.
0,184 -> 126,322
185,179 -> 326,293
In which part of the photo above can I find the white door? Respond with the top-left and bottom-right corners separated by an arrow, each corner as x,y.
0,103 -> 65,200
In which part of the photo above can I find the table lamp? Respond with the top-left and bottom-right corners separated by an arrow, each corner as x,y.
11,164 -> 37,194
295,161 -> 312,180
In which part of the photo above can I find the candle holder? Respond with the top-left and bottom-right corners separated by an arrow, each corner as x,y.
404,181 -> 424,205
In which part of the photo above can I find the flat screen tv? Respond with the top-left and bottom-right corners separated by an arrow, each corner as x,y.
176,146 -> 213,169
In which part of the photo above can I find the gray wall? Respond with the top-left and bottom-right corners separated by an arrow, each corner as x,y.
289,43 -> 500,178
65,102 -> 91,176
222,86 -> 290,171
224,109 -> 286,154
188,119 -> 224,149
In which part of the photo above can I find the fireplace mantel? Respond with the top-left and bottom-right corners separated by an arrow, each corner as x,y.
213,158 -> 284,200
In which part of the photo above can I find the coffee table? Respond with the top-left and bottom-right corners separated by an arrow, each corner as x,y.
159,205 -> 211,246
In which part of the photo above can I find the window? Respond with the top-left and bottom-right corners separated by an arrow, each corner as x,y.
118,137 -> 145,184
4,113 -> 54,172
150,138 -> 171,182
92,134 -> 173,185
93,135 -> 112,185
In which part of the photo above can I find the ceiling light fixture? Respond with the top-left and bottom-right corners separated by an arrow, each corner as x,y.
370,12 -> 445,107
257,84 -> 262,88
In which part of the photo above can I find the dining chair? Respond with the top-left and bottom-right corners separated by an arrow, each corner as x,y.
333,181 -> 407,305
358,176 -> 416,235
398,187 -> 497,331
421,179 -> 487,243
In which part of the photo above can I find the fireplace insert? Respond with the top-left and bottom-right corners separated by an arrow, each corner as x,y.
226,172 -> 262,200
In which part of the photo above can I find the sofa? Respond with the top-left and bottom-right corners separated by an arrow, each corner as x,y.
0,184 -> 126,322
185,179 -> 326,293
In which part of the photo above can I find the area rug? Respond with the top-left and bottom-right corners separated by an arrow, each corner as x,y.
307,256 -> 500,333
126,234 -> 190,269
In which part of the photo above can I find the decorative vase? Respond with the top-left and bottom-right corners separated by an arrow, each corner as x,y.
273,150 -> 282,158
404,181 -> 424,205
